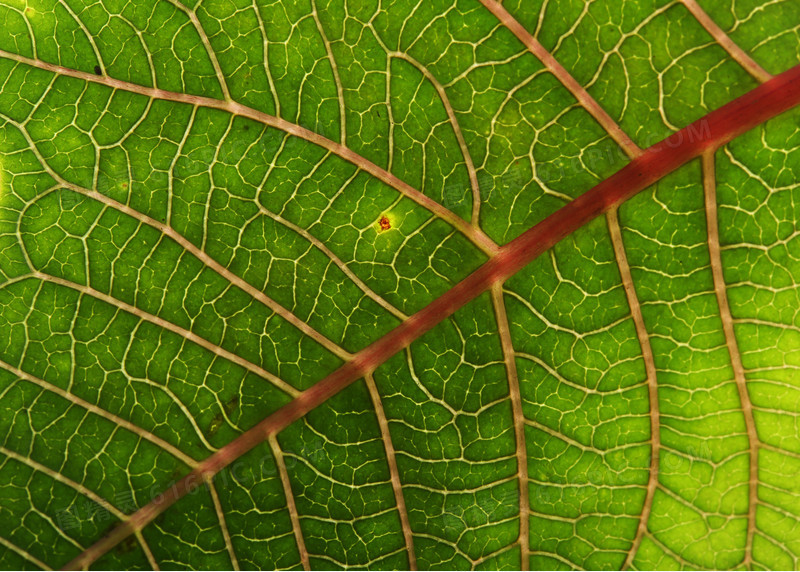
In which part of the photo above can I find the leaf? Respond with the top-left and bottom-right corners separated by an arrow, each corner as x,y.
0,0 -> 799,570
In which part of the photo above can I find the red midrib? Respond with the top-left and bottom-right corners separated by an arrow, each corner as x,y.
63,62 -> 800,570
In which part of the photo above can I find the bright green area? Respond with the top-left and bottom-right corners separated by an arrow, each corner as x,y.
506,218 -> 650,570
716,108 -> 800,571
620,163 -> 749,569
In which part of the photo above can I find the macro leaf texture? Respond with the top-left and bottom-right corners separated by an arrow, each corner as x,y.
1,0 -> 800,570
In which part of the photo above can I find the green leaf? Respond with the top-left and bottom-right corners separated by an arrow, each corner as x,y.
0,0 -> 799,570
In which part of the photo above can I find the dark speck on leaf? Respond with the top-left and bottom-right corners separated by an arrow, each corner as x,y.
225,395 -> 239,414
94,65 -> 102,75
115,536 -> 136,555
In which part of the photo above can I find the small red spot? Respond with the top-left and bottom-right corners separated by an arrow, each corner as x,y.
379,216 -> 391,231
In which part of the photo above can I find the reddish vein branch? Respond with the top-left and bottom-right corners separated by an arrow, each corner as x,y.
207,480 -> 240,571
33,272 -> 300,400
701,151 -> 758,567
310,0 -> 346,146
390,51 -> 483,226
61,62 -> 800,572
608,210 -> 661,571
0,446 -> 159,570
0,49 -> 499,257
0,357 -> 197,468
364,373 -> 417,570
2,107 -> 352,365
680,0 -> 773,84
0,536 -> 51,571
490,286 -> 530,570
477,0 -> 641,159
269,437 -> 310,571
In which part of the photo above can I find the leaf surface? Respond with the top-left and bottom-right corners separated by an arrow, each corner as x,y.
1,0 -> 800,570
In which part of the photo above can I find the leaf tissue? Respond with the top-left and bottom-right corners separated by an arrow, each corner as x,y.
1,0 -> 800,570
